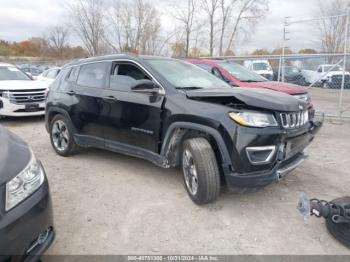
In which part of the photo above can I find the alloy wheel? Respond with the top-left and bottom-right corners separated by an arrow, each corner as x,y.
182,149 -> 199,195
51,120 -> 69,152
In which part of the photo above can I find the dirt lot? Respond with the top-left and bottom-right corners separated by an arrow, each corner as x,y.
1,88 -> 350,255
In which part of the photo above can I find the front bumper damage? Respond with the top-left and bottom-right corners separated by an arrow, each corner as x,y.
225,115 -> 323,190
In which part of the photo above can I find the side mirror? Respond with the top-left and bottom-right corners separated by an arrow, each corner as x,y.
131,80 -> 160,94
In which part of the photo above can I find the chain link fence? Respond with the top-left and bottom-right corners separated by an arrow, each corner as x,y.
0,56 -> 71,67
206,10 -> 350,119
216,53 -> 350,118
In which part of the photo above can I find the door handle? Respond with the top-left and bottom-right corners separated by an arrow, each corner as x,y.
66,90 -> 76,95
103,96 -> 118,102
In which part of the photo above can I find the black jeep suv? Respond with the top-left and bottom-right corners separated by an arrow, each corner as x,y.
45,55 -> 322,205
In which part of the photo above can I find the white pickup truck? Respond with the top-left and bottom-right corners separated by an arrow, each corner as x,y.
244,60 -> 274,80
302,64 -> 350,89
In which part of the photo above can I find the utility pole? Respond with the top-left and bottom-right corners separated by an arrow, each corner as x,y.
339,6 -> 350,118
278,17 -> 290,82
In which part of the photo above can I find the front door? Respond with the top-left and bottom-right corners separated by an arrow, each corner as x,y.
102,62 -> 164,153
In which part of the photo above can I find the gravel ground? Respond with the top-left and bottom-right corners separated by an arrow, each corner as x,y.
1,88 -> 350,255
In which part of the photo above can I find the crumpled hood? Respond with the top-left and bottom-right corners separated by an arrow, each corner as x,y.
0,126 -> 31,185
186,88 -> 308,112
0,80 -> 49,91
250,81 -> 307,95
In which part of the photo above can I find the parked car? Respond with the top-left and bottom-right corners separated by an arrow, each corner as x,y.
37,67 -> 61,85
0,125 -> 54,259
37,65 -> 54,72
45,55 -> 322,205
274,66 -> 309,86
302,64 -> 350,89
0,63 -> 48,117
244,60 -> 274,80
18,64 -> 43,78
187,59 -> 311,103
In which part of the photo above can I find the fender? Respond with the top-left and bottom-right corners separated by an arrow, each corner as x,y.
160,122 -> 233,174
45,107 -> 77,134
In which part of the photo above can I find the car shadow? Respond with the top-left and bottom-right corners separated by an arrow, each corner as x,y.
0,115 -> 45,126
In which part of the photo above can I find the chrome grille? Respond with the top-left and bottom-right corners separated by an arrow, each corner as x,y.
280,111 -> 309,129
8,89 -> 46,104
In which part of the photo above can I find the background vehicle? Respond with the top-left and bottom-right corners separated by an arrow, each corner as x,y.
37,67 -> 61,85
302,64 -> 350,89
46,55 -> 322,205
0,125 -> 54,259
0,63 -> 48,117
244,60 -> 274,80
18,64 -> 43,79
274,66 -> 309,86
187,59 -> 311,103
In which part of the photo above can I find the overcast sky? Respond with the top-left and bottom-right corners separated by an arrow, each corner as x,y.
0,0 -> 321,54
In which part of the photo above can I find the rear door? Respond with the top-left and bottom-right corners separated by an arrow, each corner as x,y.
102,61 -> 164,153
73,62 -> 110,140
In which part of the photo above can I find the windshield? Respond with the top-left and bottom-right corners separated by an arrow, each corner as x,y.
218,62 -> 267,82
147,59 -> 231,89
324,65 -> 342,72
0,66 -> 31,81
253,62 -> 271,71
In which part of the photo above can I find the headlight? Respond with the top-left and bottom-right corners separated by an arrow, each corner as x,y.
0,91 -> 10,99
5,154 -> 45,211
229,112 -> 278,128
293,93 -> 311,102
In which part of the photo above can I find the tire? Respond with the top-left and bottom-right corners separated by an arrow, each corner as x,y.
181,137 -> 221,205
325,197 -> 350,248
49,114 -> 78,157
323,82 -> 330,89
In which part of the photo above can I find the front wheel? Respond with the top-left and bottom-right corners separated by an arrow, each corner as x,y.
182,138 -> 221,205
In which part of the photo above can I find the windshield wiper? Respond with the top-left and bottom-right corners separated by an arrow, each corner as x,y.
240,80 -> 264,83
175,86 -> 204,90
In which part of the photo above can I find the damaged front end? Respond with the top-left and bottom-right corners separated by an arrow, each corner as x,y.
185,88 -> 323,190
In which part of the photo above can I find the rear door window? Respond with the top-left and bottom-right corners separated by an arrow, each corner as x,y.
77,62 -> 108,88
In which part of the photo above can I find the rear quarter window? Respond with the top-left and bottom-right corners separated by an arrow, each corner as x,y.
53,68 -> 71,91
67,66 -> 79,82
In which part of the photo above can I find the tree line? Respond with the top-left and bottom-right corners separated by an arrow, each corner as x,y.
0,0 -> 348,60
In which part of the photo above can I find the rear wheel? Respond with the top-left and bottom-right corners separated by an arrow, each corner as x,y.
182,137 -> 221,205
50,114 -> 78,157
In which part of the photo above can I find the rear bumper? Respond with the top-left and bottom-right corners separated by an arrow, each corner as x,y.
0,170 -> 54,260
0,98 -> 45,117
